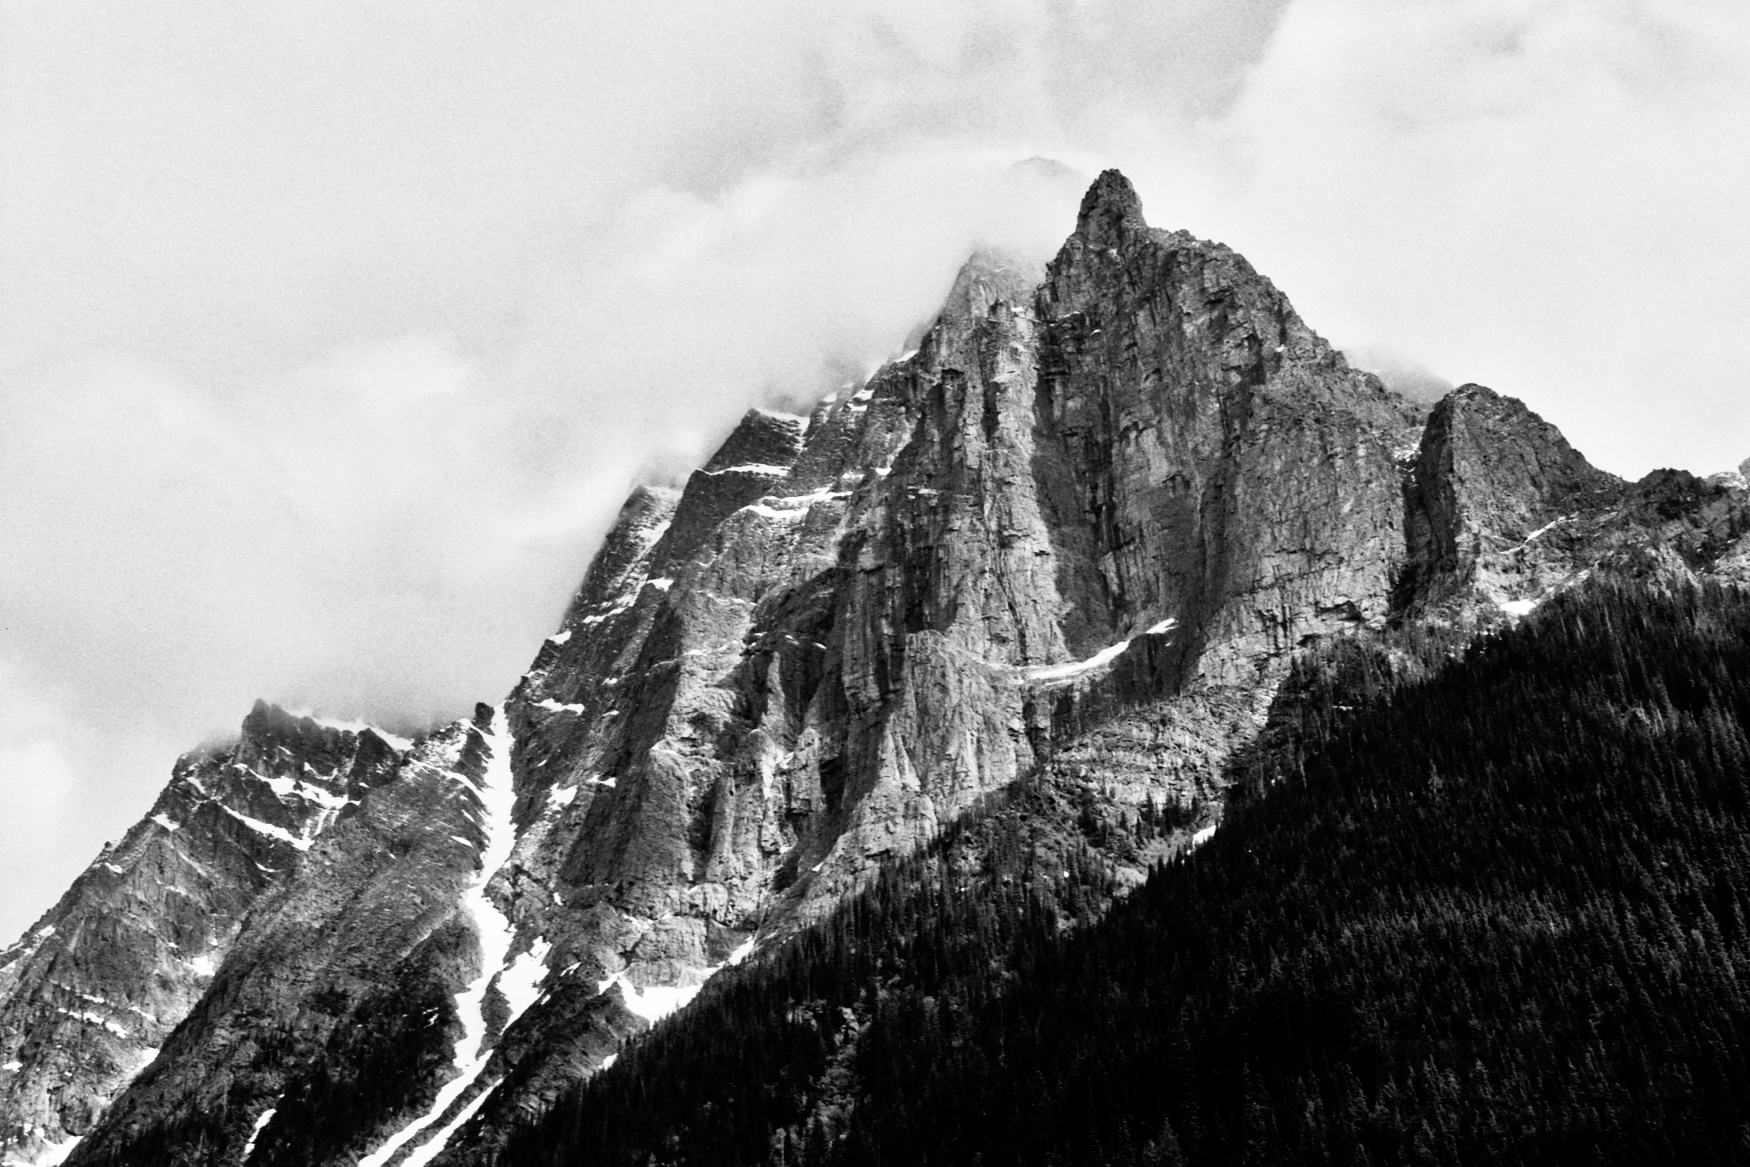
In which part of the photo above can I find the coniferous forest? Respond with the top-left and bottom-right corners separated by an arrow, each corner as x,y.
499,582 -> 1750,1166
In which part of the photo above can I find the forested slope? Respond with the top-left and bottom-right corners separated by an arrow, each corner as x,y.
500,582 -> 1750,1166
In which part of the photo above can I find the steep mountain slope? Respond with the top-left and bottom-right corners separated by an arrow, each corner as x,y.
507,581 -> 1750,1166
3,169 -> 1745,1165
0,705 -> 407,1164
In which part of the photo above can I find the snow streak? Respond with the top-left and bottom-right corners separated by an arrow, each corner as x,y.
1023,618 -> 1177,683
357,708 -> 547,1167
240,1107 -> 276,1161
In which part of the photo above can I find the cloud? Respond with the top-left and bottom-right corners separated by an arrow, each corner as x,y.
1114,0 -> 1750,475
3,0 -> 1749,939
0,663 -> 81,927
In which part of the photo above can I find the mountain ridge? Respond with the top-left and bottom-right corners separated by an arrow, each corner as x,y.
2,168 -> 1746,1166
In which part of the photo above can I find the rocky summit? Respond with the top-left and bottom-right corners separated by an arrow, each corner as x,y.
2,170 -> 1746,1167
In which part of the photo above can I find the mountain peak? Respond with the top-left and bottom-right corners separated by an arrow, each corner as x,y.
935,247 -> 1041,330
1075,169 -> 1147,247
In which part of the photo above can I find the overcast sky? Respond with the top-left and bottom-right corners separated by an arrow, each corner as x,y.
3,0 -> 1748,939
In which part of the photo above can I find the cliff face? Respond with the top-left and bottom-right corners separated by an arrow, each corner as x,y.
1400,383 -> 1750,618
7,169 -> 1746,1167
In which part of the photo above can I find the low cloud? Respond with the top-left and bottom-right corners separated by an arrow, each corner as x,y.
4,0 -> 1749,938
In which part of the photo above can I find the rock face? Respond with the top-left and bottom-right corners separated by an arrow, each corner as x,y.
0,704 -> 405,1163
1399,384 -> 1750,618
6,169 -> 1746,1166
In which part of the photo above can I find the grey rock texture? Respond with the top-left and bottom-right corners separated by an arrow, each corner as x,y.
0,704 -> 404,1162
16,169 -> 1749,1166
1397,383 -> 1750,620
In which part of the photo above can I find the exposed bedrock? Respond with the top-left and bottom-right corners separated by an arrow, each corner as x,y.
31,169 -> 1750,1166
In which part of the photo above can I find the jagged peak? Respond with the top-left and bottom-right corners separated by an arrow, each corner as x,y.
1421,384 -> 1604,472
623,481 -> 683,508
935,247 -> 1042,330
701,407 -> 807,474
1074,169 -> 1148,248
240,699 -> 414,754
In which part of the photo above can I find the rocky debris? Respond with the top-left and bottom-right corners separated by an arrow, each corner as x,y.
0,705 -> 406,1163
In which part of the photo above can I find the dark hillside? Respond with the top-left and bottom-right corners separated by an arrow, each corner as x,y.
500,581 -> 1750,1166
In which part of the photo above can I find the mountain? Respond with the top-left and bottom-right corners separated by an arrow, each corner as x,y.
0,706 -> 407,1164
2,170 -> 1746,1166
504,581 -> 1750,1166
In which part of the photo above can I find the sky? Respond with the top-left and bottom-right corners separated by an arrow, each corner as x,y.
3,0 -> 1748,938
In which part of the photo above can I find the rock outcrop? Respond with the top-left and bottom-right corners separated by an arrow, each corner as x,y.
5,169 -> 1744,1167
0,704 -> 405,1163
1398,384 -> 1750,619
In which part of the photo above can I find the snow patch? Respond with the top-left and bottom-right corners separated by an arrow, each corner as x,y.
547,629 -> 572,646
0,1061 -> 20,1072
1025,619 -> 1177,683
1499,597 -> 1540,617
535,699 -> 586,715
496,937 -> 552,1027
150,814 -> 180,832
741,501 -> 807,522
609,976 -> 706,1024
1025,639 -> 1135,682
219,806 -> 313,852
1190,823 -> 1218,850
188,954 -> 216,977
599,1053 -> 618,1071
53,1007 -> 128,1038
579,588 -> 640,627
241,1107 -> 276,1160
547,785 -> 578,810
1521,514 -> 1571,545
737,486 -> 849,523
704,463 -> 791,477
398,1080 -> 499,1167
602,932 -> 757,1027
261,774 -> 349,810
